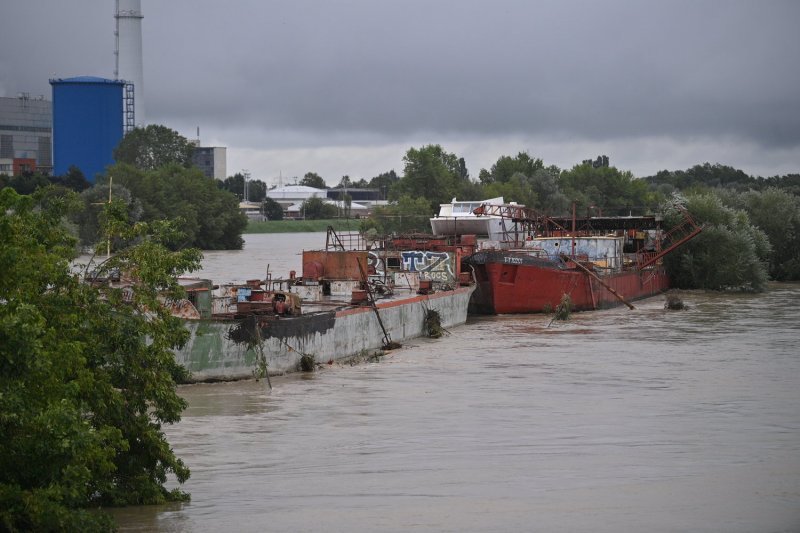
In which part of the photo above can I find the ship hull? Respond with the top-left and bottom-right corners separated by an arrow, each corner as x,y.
175,285 -> 475,381
467,250 -> 669,314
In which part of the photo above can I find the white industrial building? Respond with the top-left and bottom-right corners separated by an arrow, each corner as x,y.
285,199 -> 371,219
267,185 -> 376,218
266,185 -> 328,210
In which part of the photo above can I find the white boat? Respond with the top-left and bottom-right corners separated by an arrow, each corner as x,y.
430,197 -> 521,239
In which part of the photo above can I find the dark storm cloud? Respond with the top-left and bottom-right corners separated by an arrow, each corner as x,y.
2,0 -> 799,178
0,1 -> 109,93
138,0 -> 800,148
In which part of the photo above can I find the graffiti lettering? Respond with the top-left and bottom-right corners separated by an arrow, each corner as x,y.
368,250 -> 456,282
401,251 -> 454,281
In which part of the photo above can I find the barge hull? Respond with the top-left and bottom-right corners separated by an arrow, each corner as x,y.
175,285 -> 474,381
468,252 -> 668,314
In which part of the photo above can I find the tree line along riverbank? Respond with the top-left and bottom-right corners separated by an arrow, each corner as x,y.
244,218 -> 361,233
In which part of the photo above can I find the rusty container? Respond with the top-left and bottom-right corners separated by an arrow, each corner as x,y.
418,279 -> 433,294
351,289 -> 368,304
249,290 -> 267,301
460,234 -> 477,246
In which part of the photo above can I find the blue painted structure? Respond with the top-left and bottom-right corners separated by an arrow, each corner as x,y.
50,76 -> 125,182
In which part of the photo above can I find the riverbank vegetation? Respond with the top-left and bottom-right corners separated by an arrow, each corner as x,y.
245,218 -> 360,233
0,188 -> 199,530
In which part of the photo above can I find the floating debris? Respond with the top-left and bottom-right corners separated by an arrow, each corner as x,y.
348,349 -> 385,366
665,294 -> 688,310
383,341 -> 402,350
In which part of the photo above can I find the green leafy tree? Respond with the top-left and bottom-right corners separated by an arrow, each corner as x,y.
644,163 -> 756,193
300,196 -> 336,219
663,192 -> 770,291
528,167 -> 570,213
262,197 -> 284,220
336,175 -> 352,188
219,173 -> 266,203
559,162 -> 654,215
246,179 -> 266,202
476,159 -> 569,213
368,170 -> 400,199
763,173 -> 800,196
113,125 -> 195,171
0,187 -> 201,530
341,193 -> 353,218
478,152 -> 544,184
1,168 -> 90,195
360,195 -> 433,234
718,187 -> 800,281
75,183 -> 143,248
219,173 -> 245,198
393,145 -> 471,211
2,171 -> 51,195
107,163 -> 247,250
51,165 -> 91,192
299,172 -> 327,189
482,172 -> 539,208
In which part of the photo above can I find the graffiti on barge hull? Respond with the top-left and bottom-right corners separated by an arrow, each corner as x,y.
369,250 -> 456,282
402,251 -> 454,281
227,312 -> 337,346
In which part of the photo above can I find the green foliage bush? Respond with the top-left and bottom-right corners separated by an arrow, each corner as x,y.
113,125 -> 195,171
359,195 -> 433,234
663,193 -> 770,291
300,197 -> 337,219
0,187 -> 200,530
105,163 -> 247,250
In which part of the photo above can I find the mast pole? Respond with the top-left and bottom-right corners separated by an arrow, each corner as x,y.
571,202 -> 576,258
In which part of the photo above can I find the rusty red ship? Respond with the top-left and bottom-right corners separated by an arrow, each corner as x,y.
462,204 -> 702,314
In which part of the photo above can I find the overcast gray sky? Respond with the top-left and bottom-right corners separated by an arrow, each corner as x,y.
2,0 -> 799,185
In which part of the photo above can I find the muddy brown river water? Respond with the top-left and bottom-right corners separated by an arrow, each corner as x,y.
113,233 -> 800,532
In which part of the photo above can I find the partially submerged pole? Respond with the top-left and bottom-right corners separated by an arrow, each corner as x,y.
561,253 -> 635,310
356,258 -> 396,349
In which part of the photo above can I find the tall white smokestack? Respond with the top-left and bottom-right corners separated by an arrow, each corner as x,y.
115,0 -> 145,125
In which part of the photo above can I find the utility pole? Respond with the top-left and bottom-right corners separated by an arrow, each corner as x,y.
91,176 -> 113,257
242,170 -> 250,202
107,176 -> 112,257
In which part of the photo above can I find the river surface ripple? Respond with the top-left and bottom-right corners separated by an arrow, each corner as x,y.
114,233 -> 800,532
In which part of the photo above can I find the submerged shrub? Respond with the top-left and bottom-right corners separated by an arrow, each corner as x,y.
553,294 -> 572,320
664,293 -> 687,310
424,309 -> 444,338
300,353 -> 316,372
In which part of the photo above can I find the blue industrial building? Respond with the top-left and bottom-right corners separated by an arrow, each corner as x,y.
49,76 -> 127,182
